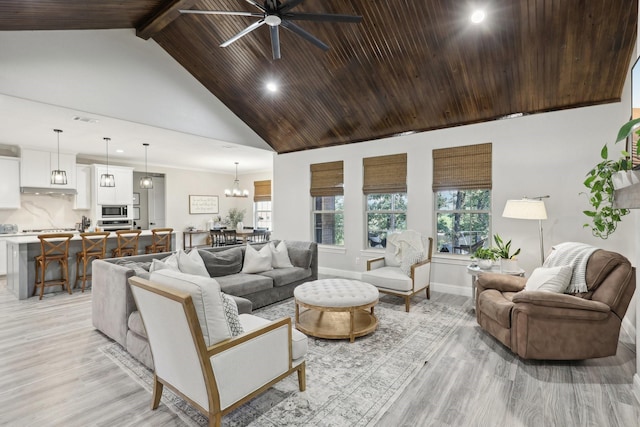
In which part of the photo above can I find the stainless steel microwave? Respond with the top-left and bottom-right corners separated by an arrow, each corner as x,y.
101,205 -> 128,218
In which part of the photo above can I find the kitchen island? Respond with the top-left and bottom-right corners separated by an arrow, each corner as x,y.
6,230 -> 176,300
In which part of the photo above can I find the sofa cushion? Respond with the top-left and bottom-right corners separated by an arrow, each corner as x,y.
259,267 -> 312,287
288,247 -> 312,269
127,310 -> 147,338
239,313 -> 308,360
198,247 -> 243,277
242,244 -> 273,274
215,273 -> 273,297
270,241 -> 294,268
177,249 -> 209,277
149,253 -> 179,272
114,259 -> 152,276
362,266 -> 412,292
525,265 -> 572,293
149,269 -> 232,346
477,289 -> 515,328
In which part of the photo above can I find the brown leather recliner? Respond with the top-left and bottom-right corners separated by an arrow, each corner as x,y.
475,249 -> 636,360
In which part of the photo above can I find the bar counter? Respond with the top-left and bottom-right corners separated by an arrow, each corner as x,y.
6,230 -> 176,300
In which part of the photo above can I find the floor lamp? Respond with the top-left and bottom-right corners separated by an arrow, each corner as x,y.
502,196 -> 549,265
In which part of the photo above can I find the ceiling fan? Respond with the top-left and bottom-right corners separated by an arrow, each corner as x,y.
179,0 -> 363,60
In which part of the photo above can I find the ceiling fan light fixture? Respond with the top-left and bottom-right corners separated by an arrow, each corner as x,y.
470,10 -> 486,24
265,15 -> 281,26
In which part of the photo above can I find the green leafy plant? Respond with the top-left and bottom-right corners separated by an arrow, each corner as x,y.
472,247 -> 497,261
224,208 -> 246,229
493,234 -> 520,260
581,118 -> 637,239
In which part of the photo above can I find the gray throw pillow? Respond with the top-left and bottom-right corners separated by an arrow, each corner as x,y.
198,247 -> 243,277
288,247 -> 312,269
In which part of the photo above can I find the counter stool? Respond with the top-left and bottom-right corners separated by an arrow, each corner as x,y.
75,231 -> 110,292
111,229 -> 142,257
145,228 -> 173,253
33,233 -> 74,300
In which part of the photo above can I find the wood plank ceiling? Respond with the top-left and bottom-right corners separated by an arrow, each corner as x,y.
0,0 -> 637,154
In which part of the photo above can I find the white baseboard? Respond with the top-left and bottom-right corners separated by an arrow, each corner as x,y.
431,281 -> 471,297
634,374 -> 640,405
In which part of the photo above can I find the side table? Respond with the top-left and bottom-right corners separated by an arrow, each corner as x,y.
183,230 -> 210,250
466,264 -> 525,305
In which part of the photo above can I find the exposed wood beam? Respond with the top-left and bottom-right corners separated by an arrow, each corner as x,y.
136,0 -> 199,40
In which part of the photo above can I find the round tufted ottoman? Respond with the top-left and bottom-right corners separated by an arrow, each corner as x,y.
294,279 -> 379,342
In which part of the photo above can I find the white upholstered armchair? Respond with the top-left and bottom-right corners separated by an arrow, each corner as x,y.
362,233 -> 433,312
128,276 -> 307,427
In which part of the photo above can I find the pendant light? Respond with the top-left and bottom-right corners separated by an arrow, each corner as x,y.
139,143 -> 153,189
224,162 -> 249,197
50,129 -> 68,185
99,137 -> 115,187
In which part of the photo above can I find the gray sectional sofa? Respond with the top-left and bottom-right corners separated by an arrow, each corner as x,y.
91,240 -> 317,368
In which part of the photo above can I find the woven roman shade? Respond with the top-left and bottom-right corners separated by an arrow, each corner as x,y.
432,143 -> 492,191
362,153 -> 407,194
310,161 -> 344,197
253,180 -> 271,202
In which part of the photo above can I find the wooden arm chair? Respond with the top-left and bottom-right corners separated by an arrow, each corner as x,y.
361,233 -> 433,312
145,228 -> 173,254
128,276 -> 307,427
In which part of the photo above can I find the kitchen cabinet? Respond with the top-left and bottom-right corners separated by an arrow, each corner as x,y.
0,239 -> 7,275
74,165 -> 92,210
94,165 -> 133,206
0,157 -> 20,209
20,148 -> 76,189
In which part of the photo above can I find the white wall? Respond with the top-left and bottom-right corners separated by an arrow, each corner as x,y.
273,81 -> 636,319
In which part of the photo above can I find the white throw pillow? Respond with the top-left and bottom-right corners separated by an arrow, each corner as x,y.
149,253 -> 180,273
270,241 -> 294,268
177,249 -> 209,277
525,265 -> 573,293
400,247 -> 424,276
384,233 -> 402,267
149,269 -> 232,345
242,244 -> 273,274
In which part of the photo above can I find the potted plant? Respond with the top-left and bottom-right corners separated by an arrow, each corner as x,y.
471,247 -> 497,269
225,208 -> 246,230
493,234 -> 520,273
582,118 -> 638,239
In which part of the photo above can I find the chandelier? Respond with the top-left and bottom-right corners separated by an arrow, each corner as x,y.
225,162 -> 249,198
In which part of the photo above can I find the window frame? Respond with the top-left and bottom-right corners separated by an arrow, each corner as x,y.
311,195 -> 345,247
254,200 -> 272,230
364,192 -> 408,249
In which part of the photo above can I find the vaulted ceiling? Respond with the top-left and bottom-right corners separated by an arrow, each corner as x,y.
1,0 -> 637,154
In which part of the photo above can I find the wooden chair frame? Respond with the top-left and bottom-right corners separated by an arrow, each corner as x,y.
112,229 -> 142,258
33,233 -> 74,300
128,277 -> 306,427
75,231 -> 110,292
145,228 -> 173,254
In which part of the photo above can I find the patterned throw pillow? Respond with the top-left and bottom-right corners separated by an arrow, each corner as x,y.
221,293 -> 244,337
400,247 -> 424,276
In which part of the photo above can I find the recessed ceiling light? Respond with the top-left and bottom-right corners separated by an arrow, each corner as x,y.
266,82 -> 278,93
470,10 -> 486,24
72,115 -> 99,123
116,149 -> 124,153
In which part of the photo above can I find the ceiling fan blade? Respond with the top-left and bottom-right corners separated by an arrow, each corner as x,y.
179,10 -> 263,18
285,12 -> 363,23
279,0 -> 306,14
265,0 -> 279,12
244,0 -> 266,11
220,19 -> 266,48
270,25 -> 281,60
281,20 -> 329,51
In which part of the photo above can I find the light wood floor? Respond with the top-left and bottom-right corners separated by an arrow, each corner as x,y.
0,279 -> 638,427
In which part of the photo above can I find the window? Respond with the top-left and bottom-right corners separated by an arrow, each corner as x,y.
366,193 -> 407,248
310,161 -> 344,246
253,180 -> 272,230
433,143 -> 492,255
363,153 -> 407,248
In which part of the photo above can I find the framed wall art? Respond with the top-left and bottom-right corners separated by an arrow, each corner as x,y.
189,195 -> 219,214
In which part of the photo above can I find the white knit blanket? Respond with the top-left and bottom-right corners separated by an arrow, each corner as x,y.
543,242 -> 598,293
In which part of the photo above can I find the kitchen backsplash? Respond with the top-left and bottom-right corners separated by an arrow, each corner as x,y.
0,194 -> 89,230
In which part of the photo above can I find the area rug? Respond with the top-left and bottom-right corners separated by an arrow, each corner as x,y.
100,296 -> 472,426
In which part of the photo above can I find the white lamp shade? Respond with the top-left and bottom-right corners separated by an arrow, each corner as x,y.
502,199 -> 547,220
50,169 -> 67,185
